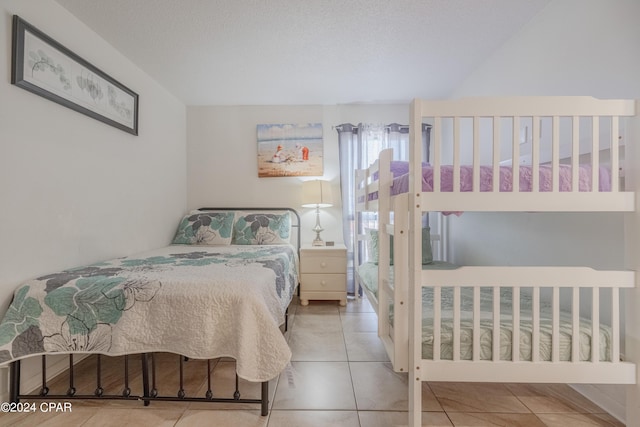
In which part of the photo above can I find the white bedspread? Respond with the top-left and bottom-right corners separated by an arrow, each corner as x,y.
0,245 -> 298,382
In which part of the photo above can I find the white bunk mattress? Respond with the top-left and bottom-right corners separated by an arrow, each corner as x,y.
356,262 -> 612,362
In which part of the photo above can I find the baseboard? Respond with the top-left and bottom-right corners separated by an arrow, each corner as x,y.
571,383 -> 626,424
0,354 -> 88,402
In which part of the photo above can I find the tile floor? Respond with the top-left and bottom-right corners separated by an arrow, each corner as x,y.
0,296 -> 625,426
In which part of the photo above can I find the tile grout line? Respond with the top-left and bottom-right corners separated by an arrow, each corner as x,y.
267,298 -> 300,426
340,302 -> 363,427
268,300 -> 296,424
424,382 -> 455,426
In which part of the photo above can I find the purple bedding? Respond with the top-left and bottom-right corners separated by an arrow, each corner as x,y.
363,163 -> 612,216
390,163 -> 611,195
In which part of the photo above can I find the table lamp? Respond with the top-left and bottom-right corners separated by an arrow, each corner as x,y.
301,180 -> 333,246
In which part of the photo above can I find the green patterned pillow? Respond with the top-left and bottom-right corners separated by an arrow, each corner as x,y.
172,212 -> 235,245
232,212 -> 291,245
368,227 -> 432,265
420,227 -> 434,265
367,228 -> 394,265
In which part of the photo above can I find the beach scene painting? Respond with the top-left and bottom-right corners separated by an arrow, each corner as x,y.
257,123 -> 324,177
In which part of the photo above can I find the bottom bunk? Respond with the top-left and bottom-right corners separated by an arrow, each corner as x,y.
358,262 -> 634,377
406,266 -> 636,426
354,194 -> 635,385
408,266 -> 635,383
419,286 -> 613,363
385,269 -> 638,421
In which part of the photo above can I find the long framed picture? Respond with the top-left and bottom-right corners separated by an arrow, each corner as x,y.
11,15 -> 139,135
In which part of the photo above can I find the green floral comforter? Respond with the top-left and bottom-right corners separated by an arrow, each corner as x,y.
0,245 -> 298,382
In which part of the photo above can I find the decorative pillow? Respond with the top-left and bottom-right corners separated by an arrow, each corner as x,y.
232,212 -> 291,245
368,227 -> 432,265
367,228 -> 394,265
172,211 -> 235,245
420,227 -> 433,265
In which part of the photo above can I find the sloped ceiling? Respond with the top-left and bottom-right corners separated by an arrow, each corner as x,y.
54,0 -> 550,105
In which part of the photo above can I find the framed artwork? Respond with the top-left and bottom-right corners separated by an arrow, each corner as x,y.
257,123 -> 323,177
11,15 -> 139,135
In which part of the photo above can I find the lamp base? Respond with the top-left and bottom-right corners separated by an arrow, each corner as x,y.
311,206 -> 325,246
312,235 -> 325,246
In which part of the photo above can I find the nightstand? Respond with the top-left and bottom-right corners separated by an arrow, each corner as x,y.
299,243 -> 347,306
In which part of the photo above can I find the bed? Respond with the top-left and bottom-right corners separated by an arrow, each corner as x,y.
354,97 -> 638,426
358,267 -> 616,362
0,207 -> 300,415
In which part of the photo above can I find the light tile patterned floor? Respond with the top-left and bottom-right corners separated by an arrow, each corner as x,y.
0,296 -> 625,426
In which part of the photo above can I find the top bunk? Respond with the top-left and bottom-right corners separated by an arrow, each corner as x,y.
406,96 -> 638,213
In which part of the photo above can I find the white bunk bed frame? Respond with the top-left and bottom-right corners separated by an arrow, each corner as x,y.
355,96 -> 639,427
355,149 -> 449,373
354,148 -> 410,372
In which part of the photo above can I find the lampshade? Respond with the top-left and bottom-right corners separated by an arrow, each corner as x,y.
301,180 -> 333,208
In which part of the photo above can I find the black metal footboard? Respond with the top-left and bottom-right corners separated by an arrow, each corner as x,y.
9,353 -> 269,416
142,354 -> 269,415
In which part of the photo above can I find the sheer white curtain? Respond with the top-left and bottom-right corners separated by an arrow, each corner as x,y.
336,123 -> 429,294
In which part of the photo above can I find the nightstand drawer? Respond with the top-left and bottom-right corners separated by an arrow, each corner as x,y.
301,274 -> 346,292
301,256 -> 346,274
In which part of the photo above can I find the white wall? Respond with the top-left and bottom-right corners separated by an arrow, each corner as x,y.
187,103 -> 408,246
0,0 -> 187,399
448,0 -> 640,422
453,0 -> 640,99
0,1 -> 187,311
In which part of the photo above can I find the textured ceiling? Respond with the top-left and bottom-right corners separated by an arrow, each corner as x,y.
54,0 -> 550,105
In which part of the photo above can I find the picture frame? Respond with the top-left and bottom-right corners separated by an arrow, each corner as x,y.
257,123 -> 323,177
11,15 -> 139,135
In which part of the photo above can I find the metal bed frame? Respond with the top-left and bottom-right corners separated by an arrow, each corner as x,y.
8,207 -> 301,416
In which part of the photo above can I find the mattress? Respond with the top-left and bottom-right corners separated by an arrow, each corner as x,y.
420,287 -> 611,362
356,262 -> 611,362
0,244 -> 298,381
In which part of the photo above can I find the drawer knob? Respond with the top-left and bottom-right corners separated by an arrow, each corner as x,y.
321,280 -> 327,286
320,262 -> 327,268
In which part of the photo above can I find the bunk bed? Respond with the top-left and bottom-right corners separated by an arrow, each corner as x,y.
355,97 -> 638,427
0,207 -> 300,415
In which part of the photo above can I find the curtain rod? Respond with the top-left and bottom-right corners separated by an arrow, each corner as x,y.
333,123 -> 431,131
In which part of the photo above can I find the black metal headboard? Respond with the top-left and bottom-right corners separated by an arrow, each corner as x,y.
197,207 -> 301,253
